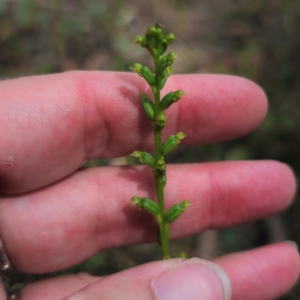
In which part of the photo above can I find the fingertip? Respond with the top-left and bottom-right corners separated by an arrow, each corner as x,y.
168,74 -> 269,144
265,160 -> 297,207
215,242 -> 300,300
275,242 -> 300,293
218,75 -> 268,133
285,240 -> 299,252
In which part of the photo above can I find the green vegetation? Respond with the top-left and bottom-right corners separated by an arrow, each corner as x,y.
130,23 -> 189,259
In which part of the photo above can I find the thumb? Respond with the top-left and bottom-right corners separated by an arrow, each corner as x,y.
152,258 -> 232,300
59,258 -> 231,300
20,258 -> 232,299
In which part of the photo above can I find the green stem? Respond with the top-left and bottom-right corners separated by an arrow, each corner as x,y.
156,176 -> 170,259
153,71 -> 170,259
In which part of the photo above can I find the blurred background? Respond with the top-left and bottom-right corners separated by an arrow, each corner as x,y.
1,0 -> 300,298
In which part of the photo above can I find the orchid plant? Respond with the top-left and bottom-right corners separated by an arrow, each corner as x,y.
130,23 -> 190,259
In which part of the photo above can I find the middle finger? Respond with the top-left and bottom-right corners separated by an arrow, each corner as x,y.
0,160 -> 295,273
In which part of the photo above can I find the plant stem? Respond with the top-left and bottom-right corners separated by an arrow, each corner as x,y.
155,163 -> 170,260
153,75 -> 170,259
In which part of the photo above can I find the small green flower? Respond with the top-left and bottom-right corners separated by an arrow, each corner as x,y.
140,94 -> 155,121
130,63 -> 143,76
161,132 -> 186,155
161,90 -> 185,110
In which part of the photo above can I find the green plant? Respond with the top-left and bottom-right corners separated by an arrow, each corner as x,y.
130,23 -> 190,259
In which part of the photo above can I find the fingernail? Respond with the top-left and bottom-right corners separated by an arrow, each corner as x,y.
152,258 -> 231,300
286,240 -> 299,251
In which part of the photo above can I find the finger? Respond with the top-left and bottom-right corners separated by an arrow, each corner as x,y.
0,160 -> 295,273
0,71 -> 267,193
19,242 -> 299,300
214,242 -> 300,300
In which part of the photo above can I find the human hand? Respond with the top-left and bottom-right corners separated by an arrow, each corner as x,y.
0,72 -> 299,300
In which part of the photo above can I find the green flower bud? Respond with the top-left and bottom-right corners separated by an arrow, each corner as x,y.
180,200 -> 191,212
134,35 -> 143,43
130,196 -> 141,206
152,25 -> 169,56
174,90 -> 185,100
156,56 -> 168,77
147,26 -> 158,35
161,136 -> 177,155
166,52 -> 178,66
141,66 -> 156,87
164,200 -> 191,223
155,113 -> 167,128
175,131 -> 186,139
130,63 -> 143,76
155,22 -> 163,33
160,92 -> 175,110
156,158 -> 166,171
130,196 -> 160,216
161,132 -> 186,155
130,150 -> 142,160
156,44 -> 167,56
162,33 -> 175,45
145,26 -> 158,51
140,197 -> 160,216
159,67 -> 172,90
160,90 -> 185,110
140,94 -> 155,121
130,151 -> 155,168
141,152 -> 156,168
134,35 -> 147,48
164,203 -> 181,223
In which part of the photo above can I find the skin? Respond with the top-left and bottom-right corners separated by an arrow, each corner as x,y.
0,71 -> 299,299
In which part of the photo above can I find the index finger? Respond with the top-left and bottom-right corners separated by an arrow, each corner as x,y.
0,71 -> 267,193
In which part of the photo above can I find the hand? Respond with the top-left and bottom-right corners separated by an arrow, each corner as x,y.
0,71 -> 299,300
